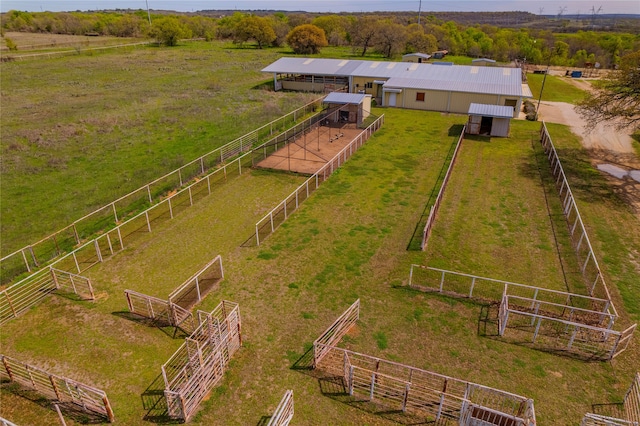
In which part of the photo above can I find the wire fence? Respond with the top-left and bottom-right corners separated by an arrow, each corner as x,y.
421,125 -> 465,251
0,354 -> 115,423
1,97 -> 324,285
539,122 -> 613,306
255,114 -> 385,245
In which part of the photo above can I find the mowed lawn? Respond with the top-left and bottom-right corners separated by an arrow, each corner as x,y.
2,106 -> 638,425
425,124 -> 585,293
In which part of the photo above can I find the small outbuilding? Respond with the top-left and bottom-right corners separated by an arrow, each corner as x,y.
471,58 -> 497,67
322,92 -> 371,126
402,53 -> 431,63
466,103 -> 514,137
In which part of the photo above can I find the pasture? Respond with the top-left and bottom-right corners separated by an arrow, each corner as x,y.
1,40 -> 639,425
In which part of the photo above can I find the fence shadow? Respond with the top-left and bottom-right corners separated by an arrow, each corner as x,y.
141,373 -> 181,424
0,381 -> 106,424
290,346 -> 315,371
256,415 -> 272,426
112,311 -> 189,339
317,375 -> 436,425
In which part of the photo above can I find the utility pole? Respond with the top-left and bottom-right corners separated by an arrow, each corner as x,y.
145,0 -> 152,25
418,0 -> 422,25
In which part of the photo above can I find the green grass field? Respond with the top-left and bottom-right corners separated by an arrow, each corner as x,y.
526,73 -> 587,103
1,40 -> 639,426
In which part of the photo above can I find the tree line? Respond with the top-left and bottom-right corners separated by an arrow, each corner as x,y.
2,9 -> 639,68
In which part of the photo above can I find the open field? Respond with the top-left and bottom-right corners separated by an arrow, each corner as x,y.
1,40 -> 639,426
0,40 -> 318,256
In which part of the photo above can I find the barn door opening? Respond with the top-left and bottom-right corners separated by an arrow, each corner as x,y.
480,116 -> 493,135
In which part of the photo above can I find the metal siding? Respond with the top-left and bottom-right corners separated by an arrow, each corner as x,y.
450,94 -> 499,114
423,90 -> 450,111
491,118 -> 510,137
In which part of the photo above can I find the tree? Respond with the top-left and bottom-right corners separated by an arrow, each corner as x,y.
286,24 -> 327,55
234,15 -> 276,48
350,16 -> 380,56
374,20 -> 407,58
576,51 -> 640,131
148,16 -> 191,46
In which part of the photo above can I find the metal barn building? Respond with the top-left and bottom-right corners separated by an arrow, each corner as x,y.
262,58 -> 532,118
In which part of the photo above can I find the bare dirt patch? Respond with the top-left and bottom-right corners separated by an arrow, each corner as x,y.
536,100 -> 640,214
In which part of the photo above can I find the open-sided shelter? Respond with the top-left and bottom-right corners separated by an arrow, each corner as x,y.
322,92 -> 371,126
262,58 -> 532,118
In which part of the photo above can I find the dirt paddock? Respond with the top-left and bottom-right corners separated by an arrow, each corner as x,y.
255,123 -> 364,175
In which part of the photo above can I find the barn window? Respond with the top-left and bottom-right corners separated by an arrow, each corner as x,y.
416,92 -> 425,102
365,82 -> 373,89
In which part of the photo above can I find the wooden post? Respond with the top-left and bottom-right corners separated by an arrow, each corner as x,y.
50,375 -> 63,400
103,395 -> 115,422
2,356 -> 14,381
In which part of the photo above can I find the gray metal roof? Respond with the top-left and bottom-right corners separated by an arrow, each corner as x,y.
261,57 -> 366,76
262,57 -> 531,98
472,58 -> 497,63
403,53 -> 431,59
468,103 -> 515,118
323,92 -> 368,104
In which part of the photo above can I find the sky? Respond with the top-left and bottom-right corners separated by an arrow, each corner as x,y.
2,1 -> 639,14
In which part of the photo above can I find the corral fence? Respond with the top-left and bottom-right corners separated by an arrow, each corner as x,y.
251,103 -> 357,167
266,390 -> 294,426
125,256 -> 223,332
311,302 -> 536,425
421,125 -> 465,251
0,354 -> 115,423
0,100 -> 326,325
539,122 -> 612,303
161,300 -> 241,422
583,373 -> 640,425
312,299 -> 360,368
1,97 -> 324,285
409,265 -> 636,360
0,267 -> 94,324
0,416 -> 18,426
255,115 -> 385,245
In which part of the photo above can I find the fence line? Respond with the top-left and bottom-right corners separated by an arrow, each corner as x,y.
0,417 -> 19,426
582,373 -> 640,425
312,299 -> 360,368
539,122 -> 613,309
266,390 -> 294,426
311,301 -> 535,425
421,125 -> 466,251
161,300 -> 241,422
409,265 -> 635,360
0,152 -> 244,325
255,114 -> 385,245
0,354 -> 115,423
0,267 -> 94,324
1,97 -> 324,284
125,256 -> 223,331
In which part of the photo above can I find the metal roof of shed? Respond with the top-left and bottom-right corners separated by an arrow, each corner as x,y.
468,103 -> 515,118
323,92 -> 368,104
403,53 -> 431,59
262,57 -> 532,98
